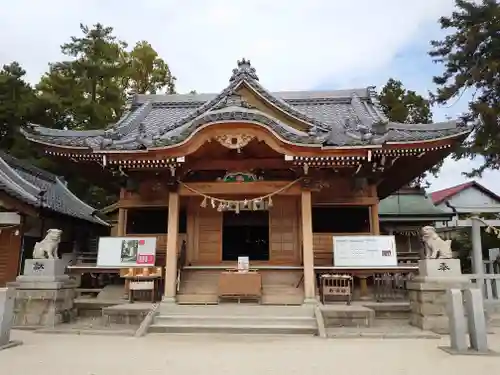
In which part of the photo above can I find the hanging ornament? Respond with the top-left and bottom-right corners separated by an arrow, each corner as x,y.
200,197 -> 207,208
486,226 -> 492,234
211,199 -> 216,208
243,199 -> 248,207
217,203 -> 223,212
235,202 -> 240,214
268,196 -> 273,207
252,199 -> 258,210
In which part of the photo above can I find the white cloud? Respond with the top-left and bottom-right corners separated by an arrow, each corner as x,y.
0,0 -> 456,92
2,0 -> 498,193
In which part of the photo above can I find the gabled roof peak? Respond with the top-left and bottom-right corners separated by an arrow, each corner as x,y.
229,58 -> 259,82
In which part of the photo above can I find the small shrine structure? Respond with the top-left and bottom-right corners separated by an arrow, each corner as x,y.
21,59 -> 471,303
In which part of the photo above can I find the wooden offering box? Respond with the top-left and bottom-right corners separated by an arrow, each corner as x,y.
218,269 -> 262,303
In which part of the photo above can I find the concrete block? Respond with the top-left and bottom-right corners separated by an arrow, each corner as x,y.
464,288 -> 488,353
447,289 -> 468,352
0,288 -> 15,346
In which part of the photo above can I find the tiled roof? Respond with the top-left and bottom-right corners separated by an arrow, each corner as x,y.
21,59 -> 471,151
0,152 -> 108,226
379,188 -> 453,220
431,181 -> 500,205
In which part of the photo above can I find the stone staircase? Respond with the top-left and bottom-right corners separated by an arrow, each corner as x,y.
177,270 -> 304,305
149,304 -> 317,335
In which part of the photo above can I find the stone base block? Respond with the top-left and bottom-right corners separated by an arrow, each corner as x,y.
12,287 -> 76,328
22,259 -> 67,278
418,259 -> 462,278
321,305 -> 374,328
0,288 -> 15,346
408,278 -> 472,334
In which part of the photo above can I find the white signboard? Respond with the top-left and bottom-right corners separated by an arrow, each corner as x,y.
237,256 -> 250,272
97,237 -> 157,268
333,235 -> 397,267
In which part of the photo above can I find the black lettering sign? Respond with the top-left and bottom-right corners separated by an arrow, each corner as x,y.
33,262 -> 45,272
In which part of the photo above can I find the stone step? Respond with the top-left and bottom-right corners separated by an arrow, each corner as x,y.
489,314 -> 500,327
148,323 -> 317,335
159,304 -> 314,317
176,294 -> 218,305
176,294 -> 304,305
155,315 -> 315,327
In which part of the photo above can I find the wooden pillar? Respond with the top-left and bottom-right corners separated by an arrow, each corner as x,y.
164,191 -> 180,301
301,190 -> 316,302
117,188 -> 127,236
370,203 -> 380,235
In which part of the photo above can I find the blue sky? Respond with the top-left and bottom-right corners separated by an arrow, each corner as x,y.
0,0 -> 497,195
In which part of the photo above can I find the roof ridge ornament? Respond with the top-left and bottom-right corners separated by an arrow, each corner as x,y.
212,91 -> 255,110
229,58 -> 259,82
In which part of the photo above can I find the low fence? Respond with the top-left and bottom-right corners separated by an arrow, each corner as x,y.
468,274 -> 500,303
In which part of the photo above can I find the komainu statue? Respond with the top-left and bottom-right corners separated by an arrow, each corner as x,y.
33,229 -> 62,259
421,226 -> 453,259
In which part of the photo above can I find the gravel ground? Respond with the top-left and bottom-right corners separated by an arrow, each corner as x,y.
1,329 -> 500,375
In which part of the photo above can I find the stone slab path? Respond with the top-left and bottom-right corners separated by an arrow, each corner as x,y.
1,329 -> 500,375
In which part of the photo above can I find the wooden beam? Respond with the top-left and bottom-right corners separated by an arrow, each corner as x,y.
164,191 -> 180,300
186,158 -> 288,171
370,203 -> 380,234
301,190 -> 316,301
0,192 -> 38,217
178,181 -> 302,196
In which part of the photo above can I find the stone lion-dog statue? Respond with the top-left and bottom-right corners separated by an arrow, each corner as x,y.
33,229 -> 62,259
421,226 -> 453,259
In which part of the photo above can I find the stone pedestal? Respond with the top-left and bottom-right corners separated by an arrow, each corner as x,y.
408,259 -> 471,334
0,288 -> 15,346
9,259 -> 77,328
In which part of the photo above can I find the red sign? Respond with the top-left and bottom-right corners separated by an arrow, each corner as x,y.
137,254 -> 155,264
139,240 -> 145,245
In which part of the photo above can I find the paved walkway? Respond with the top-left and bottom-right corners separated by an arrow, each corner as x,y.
2,330 -> 500,375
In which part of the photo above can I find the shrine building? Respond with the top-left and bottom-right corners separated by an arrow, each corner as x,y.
21,59 -> 471,304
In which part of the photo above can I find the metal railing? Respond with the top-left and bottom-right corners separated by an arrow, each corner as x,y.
373,272 -> 416,301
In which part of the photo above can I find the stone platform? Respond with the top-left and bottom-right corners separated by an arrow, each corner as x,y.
10,259 -> 77,328
102,303 -> 152,326
320,304 -> 374,327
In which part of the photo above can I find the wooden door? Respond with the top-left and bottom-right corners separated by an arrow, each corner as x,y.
269,196 -> 300,264
0,226 -> 22,286
191,199 -> 222,264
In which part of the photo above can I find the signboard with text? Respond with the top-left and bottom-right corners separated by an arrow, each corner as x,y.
333,235 -> 397,267
97,237 -> 157,268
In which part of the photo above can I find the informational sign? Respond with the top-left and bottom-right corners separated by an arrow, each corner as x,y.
333,235 -> 397,267
97,237 -> 157,267
237,256 -> 250,272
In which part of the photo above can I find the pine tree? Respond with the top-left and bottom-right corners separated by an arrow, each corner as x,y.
430,0 -> 500,176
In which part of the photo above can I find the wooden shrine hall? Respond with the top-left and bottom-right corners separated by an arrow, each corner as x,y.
22,59 -> 471,304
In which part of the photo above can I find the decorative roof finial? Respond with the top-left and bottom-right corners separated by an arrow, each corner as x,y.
229,58 -> 259,82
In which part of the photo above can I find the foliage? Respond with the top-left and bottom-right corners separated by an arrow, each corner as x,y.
430,0 -> 500,176
0,63 -> 37,150
37,23 -> 129,130
126,41 -> 176,94
378,78 -> 433,124
378,78 -> 440,187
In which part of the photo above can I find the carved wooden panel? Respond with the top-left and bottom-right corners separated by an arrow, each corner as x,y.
269,196 -> 300,264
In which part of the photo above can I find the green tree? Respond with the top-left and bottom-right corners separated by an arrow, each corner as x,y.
378,79 -> 433,124
37,23 -> 129,130
378,79 -> 439,186
430,0 -> 500,176
0,62 -> 37,150
126,41 -> 176,94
